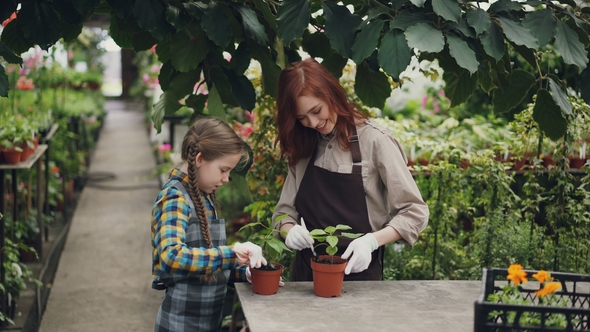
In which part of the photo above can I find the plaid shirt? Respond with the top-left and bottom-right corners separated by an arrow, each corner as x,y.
152,168 -> 246,284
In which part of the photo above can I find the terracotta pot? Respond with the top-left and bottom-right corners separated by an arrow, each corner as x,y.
569,157 -> 588,169
19,142 -> 35,162
250,262 -> 284,295
19,247 -> 37,262
311,255 -> 347,298
542,155 -> 556,168
1,148 -> 22,164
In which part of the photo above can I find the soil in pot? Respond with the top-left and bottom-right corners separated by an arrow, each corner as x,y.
251,262 -> 284,295
311,255 -> 347,298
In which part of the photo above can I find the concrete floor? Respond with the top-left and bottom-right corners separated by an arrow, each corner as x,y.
38,100 -> 163,332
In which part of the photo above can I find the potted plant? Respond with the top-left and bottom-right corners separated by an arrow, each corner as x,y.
239,213 -> 292,295
308,224 -> 361,298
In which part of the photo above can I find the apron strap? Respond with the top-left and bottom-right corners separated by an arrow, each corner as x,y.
349,126 -> 362,174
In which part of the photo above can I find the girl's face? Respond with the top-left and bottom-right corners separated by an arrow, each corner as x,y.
195,152 -> 242,193
295,95 -> 337,135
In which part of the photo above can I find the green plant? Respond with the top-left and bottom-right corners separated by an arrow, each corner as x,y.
308,225 -> 362,262
239,211 -> 292,266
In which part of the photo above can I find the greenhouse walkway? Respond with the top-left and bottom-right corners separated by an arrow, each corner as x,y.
38,99 -> 163,332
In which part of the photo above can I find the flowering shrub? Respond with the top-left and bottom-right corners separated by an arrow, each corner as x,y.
487,264 -> 570,328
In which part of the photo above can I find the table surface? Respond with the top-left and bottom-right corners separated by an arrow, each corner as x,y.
0,144 -> 47,170
235,280 -> 482,332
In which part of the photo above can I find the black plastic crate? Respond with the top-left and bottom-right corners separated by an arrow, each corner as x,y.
474,268 -> 590,331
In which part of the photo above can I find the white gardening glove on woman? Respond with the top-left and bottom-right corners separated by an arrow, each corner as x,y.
233,242 -> 267,268
341,233 -> 378,274
285,224 -> 314,250
246,267 -> 284,286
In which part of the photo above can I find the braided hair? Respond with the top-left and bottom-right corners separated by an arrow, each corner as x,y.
181,117 -> 248,248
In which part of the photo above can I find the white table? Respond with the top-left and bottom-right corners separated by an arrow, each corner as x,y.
235,280 -> 482,332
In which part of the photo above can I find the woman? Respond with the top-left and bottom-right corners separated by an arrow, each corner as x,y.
272,58 -> 429,281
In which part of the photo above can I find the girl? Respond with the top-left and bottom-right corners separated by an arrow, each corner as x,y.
272,58 -> 429,281
151,117 -> 266,331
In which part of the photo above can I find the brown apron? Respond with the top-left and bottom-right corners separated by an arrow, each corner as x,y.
292,127 -> 384,281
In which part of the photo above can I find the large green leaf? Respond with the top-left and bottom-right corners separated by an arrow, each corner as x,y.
510,42 -> 536,68
488,0 -> 522,13
446,34 -> 478,74
548,78 -> 572,116
321,53 -> 348,78
466,9 -> 490,36
232,42 -> 252,75
184,2 -> 206,19
496,16 -> 538,50
134,0 -> 171,41
152,91 -> 182,132
72,0 -> 100,15
53,1 -> 83,25
390,11 -> 431,30
322,2 -> 363,59
354,61 -> 391,108
222,67 -> 256,111
409,0 -> 426,7
277,0 -> 310,46
201,2 -> 232,49
405,23 -> 444,53
1,20 -> 32,54
443,69 -> 477,107
555,20 -> 587,72
19,0 -> 62,50
0,65 -> 8,97
533,89 -> 567,141
480,22 -> 505,61
170,25 -> 208,72
432,0 -> 460,23
109,14 -> 134,49
492,69 -> 535,114
0,41 -> 21,64
165,5 -> 189,30
378,28 -> 411,80
168,69 -> 201,99
106,0 -> 134,19
477,59 -> 495,93
0,0 -> 17,23
234,4 -> 268,46
522,9 -> 555,47
253,0 -> 277,29
206,84 -> 227,122
352,19 -> 384,65
255,47 -> 281,98
301,31 -> 332,59
59,22 -> 84,44
185,93 -> 208,116
156,38 -> 171,63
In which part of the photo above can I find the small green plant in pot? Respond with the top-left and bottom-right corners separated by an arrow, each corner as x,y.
308,224 -> 362,298
239,213 -> 292,295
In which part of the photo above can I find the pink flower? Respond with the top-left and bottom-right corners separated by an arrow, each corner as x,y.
421,95 -> 428,108
16,76 -> 34,91
150,44 -> 157,53
158,144 -> 171,153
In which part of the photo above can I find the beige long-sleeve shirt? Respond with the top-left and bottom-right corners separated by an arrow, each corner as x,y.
272,120 -> 429,246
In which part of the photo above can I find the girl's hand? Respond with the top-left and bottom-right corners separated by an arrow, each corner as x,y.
233,242 -> 268,268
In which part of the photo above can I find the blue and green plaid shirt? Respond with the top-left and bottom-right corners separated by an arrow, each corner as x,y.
151,168 -> 246,284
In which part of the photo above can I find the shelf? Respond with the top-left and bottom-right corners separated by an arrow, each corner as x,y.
0,145 -> 48,170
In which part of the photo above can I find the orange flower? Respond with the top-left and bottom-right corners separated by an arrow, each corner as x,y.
532,270 -> 552,284
51,166 -> 59,174
16,76 -> 35,91
535,282 -> 562,297
275,175 -> 285,186
507,264 -> 528,286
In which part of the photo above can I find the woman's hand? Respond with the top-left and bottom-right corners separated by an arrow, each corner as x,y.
233,242 -> 268,268
285,224 -> 314,250
341,233 -> 378,274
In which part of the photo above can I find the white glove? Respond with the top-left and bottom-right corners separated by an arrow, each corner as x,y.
233,242 -> 267,269
341,233 -> 378,274
285,224 -> 314,250
246,267 -> 284,286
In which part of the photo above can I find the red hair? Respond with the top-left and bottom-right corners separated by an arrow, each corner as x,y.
275,58 -> 367,167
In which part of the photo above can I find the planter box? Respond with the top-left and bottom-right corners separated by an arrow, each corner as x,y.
474,268 -> 590,331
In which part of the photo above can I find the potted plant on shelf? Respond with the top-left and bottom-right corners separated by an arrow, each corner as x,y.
308,224 -> 362,298
239,213 -> 292,295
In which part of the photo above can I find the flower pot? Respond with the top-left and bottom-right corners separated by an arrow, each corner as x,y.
311,255 -> 347,298
250,262 -> 284,295
19,143 -> 35,162
569,156 -> 588,169
19,247 -> 37,262
1,148 -> 22,164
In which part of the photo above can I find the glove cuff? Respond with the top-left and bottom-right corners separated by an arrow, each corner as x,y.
363,233 -> 379,252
